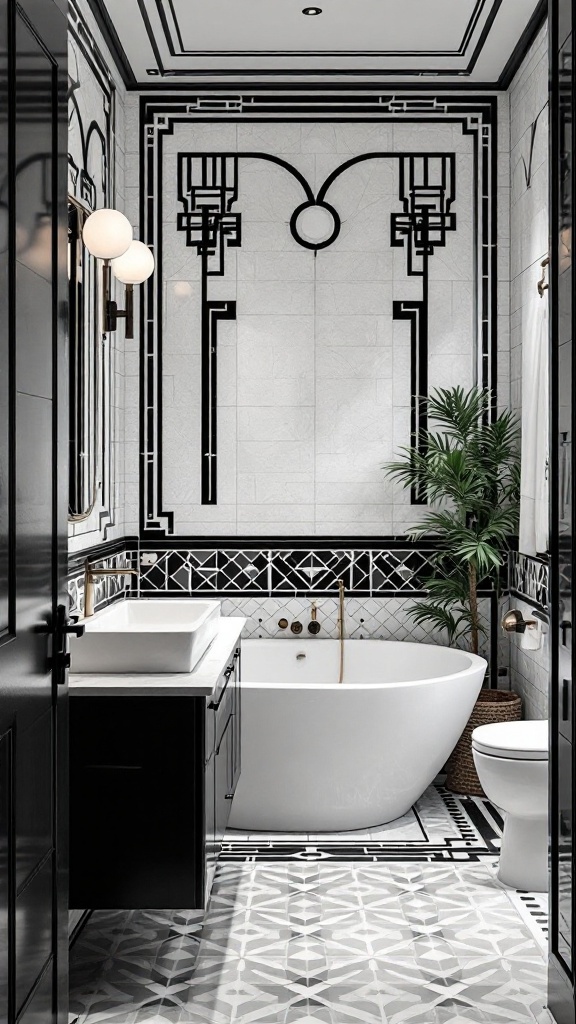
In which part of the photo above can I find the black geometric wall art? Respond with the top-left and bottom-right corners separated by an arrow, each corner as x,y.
390,154 -> 457,504
139,92 -> 498,539
392,300 -> 428,505
177,155 -> 241,503
391,155 -> 457,277
174,149 -> 456,510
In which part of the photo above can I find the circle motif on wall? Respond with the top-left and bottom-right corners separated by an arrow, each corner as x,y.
291,201 -> 340,250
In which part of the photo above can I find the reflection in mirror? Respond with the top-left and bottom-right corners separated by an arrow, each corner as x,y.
68,196 -> 100,521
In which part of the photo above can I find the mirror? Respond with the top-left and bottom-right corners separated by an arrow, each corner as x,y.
68,195 -> 101,521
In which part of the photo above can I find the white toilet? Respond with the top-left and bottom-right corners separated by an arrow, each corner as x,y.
472,719 -> 548,892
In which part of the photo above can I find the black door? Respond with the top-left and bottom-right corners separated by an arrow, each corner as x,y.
550,0 -> 576,1020
0,1 -> 68,1021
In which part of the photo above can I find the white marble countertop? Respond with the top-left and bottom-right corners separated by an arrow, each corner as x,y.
69,617 -> 245,697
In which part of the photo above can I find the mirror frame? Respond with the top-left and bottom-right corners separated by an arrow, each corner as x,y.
68,194 -> 101,523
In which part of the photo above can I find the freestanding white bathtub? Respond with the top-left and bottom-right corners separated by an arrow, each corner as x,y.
229,639 -> 486,831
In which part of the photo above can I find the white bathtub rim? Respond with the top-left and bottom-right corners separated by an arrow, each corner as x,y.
241,639 -> 487,690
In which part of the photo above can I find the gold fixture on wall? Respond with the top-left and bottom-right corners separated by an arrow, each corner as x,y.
501,608 -> 538,634
537,257 -> 549,297
308,601 -> 321,635
337,579 -> 345,683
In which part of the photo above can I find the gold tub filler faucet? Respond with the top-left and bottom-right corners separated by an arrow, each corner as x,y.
308,601 -> 321,635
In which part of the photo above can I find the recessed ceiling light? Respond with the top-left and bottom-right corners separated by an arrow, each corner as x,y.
302,7 -> 322,14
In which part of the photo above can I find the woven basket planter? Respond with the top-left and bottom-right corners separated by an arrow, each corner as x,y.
445,689 -> 523,795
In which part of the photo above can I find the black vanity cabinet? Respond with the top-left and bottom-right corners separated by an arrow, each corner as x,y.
69,646 -> 241,910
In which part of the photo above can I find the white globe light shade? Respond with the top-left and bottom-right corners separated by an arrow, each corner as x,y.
111,240 -> 155,284
82,208 -> 133,260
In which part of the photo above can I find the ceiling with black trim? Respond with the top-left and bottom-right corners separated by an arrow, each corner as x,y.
91,0 -> 543,83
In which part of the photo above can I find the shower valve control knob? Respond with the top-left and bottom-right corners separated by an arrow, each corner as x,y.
291,621 -> 303,634
308,620 -> 321,635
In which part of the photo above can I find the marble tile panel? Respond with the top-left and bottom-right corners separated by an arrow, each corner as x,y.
315,347 -> 392,380
236,252 -> 314,283
314,252 -> 393,283
315,282 -> 392,317
238,441 -> 315,475
238,378 -> 315,409
237,123 -> 303,154
237,505 -> 315,524
237,282 -> 315,316
252,475 -> 315,506
238,408 -> 314,443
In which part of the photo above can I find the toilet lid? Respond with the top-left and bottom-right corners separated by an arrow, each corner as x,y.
472,719 -> 548,760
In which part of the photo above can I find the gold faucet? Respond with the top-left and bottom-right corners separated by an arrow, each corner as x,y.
337,579 -> 345,683
337,580 -> 345,640
83,559 -> 139,618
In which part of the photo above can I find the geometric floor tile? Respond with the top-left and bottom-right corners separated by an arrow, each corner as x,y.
69,860 -> 548,1024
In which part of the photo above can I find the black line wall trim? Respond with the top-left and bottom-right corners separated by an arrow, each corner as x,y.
85,0 -> 546,90
137,0 -> 499,73
68,0 -> 119,542
138,91 -> 498,540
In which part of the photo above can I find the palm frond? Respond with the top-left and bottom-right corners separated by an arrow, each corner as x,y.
383,384 -> 520,655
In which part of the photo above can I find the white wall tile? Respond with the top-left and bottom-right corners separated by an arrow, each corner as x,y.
508,22 -> 550,718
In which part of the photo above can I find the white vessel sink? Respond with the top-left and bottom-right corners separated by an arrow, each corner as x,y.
70,599 -> 221,674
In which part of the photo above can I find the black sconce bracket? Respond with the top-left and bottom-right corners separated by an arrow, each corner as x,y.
102,261 -> 134,338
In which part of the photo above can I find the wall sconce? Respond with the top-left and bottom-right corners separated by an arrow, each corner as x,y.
82,209 -> 155,339
110,240 -> 155,338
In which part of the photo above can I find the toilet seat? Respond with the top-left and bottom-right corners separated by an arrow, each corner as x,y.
472,719 -> 548,760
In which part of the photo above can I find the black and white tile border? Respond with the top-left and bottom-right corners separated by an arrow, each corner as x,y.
222,781 -> 503,864
137,545 -> 495,599
510,551 -> 549,611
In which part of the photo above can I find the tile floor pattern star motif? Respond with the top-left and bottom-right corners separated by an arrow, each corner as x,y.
69,861 -> 547,1024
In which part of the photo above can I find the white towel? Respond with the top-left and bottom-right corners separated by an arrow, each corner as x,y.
519,290 -> 549,556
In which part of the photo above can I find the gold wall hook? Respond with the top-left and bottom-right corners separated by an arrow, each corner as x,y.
537,256 -> 549,297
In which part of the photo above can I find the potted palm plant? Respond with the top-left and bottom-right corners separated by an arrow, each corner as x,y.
384,386 -> 522,794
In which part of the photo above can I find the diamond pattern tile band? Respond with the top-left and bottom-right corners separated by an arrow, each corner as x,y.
137,547 -> 492,598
